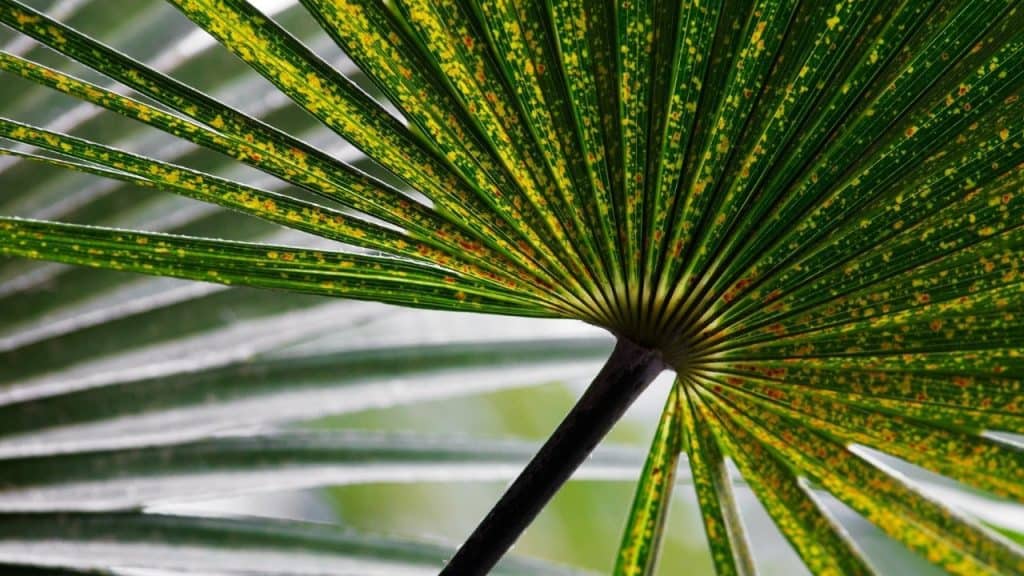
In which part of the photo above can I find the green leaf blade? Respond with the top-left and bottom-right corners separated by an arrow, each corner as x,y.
614,383 -> 683,576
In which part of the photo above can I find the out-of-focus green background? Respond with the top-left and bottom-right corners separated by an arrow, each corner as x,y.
315,374 -> 944,575
323,378 -> 737,575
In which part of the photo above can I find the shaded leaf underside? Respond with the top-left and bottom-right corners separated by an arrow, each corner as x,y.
1,0 -> 1024,574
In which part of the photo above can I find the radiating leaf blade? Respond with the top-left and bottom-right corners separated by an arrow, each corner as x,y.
0,216 -> 545,315
614,382 -> 683,576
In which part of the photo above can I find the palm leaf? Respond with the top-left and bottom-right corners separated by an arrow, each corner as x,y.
614,383 -> 684,576
679,381 -> 755,576
0,513 -> 591,575
2,0 -> 1024,574
0,430 -> 646,512
0,337 -> 609,455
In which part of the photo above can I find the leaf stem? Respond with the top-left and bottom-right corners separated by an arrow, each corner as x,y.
441,338 -> 665,575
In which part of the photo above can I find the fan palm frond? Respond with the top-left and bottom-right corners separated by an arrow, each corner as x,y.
1,0 -> 1023,574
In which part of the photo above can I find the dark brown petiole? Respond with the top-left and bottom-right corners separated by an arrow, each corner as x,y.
441,338 -> 665,575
